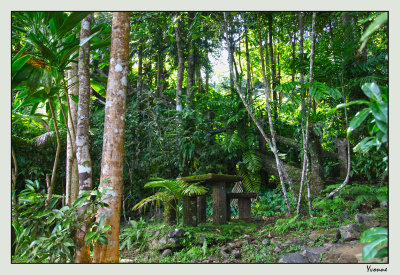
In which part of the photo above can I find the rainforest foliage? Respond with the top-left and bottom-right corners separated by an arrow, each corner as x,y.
11,11 -> 388,263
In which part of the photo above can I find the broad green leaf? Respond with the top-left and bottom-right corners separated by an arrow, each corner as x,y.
336,100 -> 369,109
370,101 -> 387,124
360,227 -> 388,243
79,30 -> 100,47
97,235 -> 108,245
362,238 -> 387,261
12,45 -> 27,63
374,247 -> 388,259
90,80 -> 106,97
58,12 -> 91,38
98,215 -> 105,229
347,108 -> 370,137
27,67 -> 44,93
362,82 -> 382,101
360,12 -> 388,42
12,55 -> 32,76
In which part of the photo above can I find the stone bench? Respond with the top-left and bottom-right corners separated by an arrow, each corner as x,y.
226,192 -> 257,221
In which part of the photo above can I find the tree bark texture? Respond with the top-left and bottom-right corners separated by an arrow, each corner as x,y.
66,60 -> 79,205
183,196 -> 197,226
75,13 -> 93,263
93,12 -> 130,263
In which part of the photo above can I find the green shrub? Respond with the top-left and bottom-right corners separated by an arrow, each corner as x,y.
12,179 -> 111,263
119,217 -> 150,251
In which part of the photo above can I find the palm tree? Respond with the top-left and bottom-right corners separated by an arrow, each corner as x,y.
133,177 -> 207,224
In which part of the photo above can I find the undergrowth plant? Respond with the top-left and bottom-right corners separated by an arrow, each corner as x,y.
119,217 -> 150,251
12,179 -> 111,263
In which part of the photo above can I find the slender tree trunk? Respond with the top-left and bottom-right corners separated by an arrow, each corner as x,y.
93,12 -> 130,263
268,14 -> 278,120
297,12 -> 316,215
46,97 -> 61,206
256,16 -> 292,213
175,15 -> 184,112
75,13 -> 93,263
296,11 -> 307,213
66,60 -> 79,205
305,12 -> 317,214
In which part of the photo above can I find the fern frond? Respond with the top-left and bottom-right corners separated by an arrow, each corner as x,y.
181,182 -> 208,196
132,192 -> 173,211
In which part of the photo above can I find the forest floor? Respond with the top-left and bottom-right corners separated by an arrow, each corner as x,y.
119,206 -> 388,264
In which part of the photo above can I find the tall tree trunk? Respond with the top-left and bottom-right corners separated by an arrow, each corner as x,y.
75,13 -> 93,263
256,16 -> 292,213
66,60 -> 79,205
93,12 -> 130,263
268,14 -> 278,120
175,15 -> 184,112
186,12 -> 195,101
297,12 -> 316,215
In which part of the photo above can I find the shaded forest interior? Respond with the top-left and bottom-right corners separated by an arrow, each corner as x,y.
11,11 -> 388,263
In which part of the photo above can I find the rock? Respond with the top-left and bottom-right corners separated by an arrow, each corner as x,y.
169,238 -> 179,244
301,246 -> 328,263
231,249 -> 241,259
154,230 -> 160,238
120,258 -> 134,263
274,247 -> 282,253
161,249 -> 172,258
168,228 -> 185,238
309,228 -> 340,241
339,224 -> 360,241
161,248 -> 172,258
158,235 -> 169,246
279,253 -> 309,263
355,213 -> 380,228
380,201 -> 388,208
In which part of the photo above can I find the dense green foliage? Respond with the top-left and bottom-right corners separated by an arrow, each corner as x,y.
12,180 -> 111,263
11,11 -> 388,263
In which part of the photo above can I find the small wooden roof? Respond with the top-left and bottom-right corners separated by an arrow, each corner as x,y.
178,173 -> 243,183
